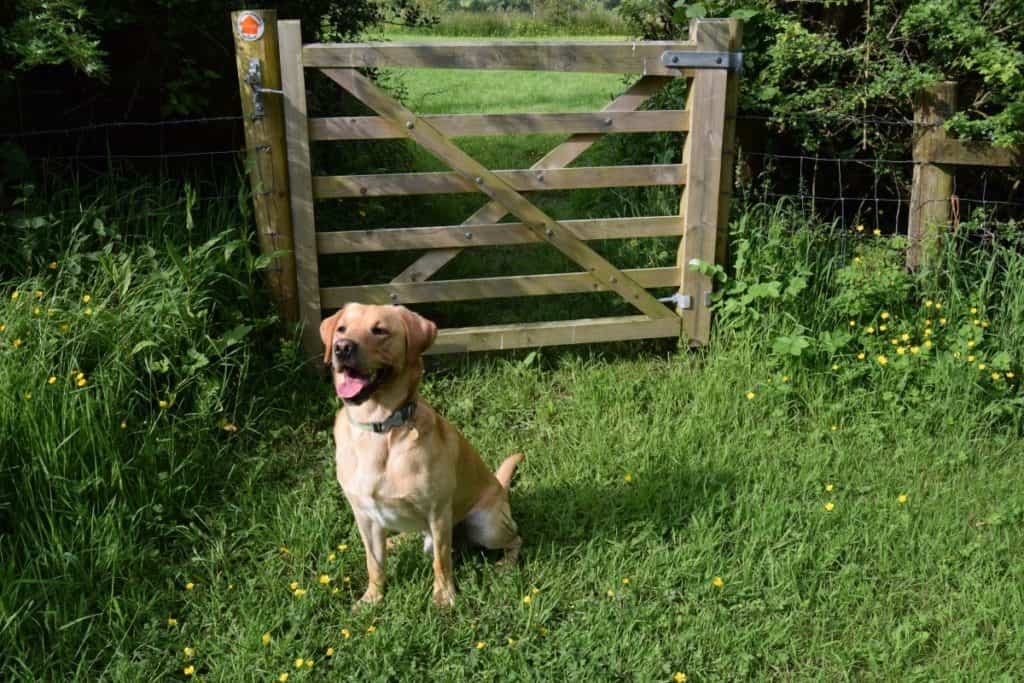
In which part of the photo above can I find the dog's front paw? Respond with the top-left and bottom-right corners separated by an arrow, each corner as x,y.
431,586 -> 455,608
353,587 -> 384,610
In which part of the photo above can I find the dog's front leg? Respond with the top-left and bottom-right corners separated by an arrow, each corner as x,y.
353,512 -> 387,605
428,506 -> 455,607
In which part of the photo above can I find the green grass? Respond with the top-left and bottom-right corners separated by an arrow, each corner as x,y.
4,31 -> 1024,682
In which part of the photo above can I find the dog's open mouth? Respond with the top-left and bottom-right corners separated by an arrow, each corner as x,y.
336,366 -> 390,402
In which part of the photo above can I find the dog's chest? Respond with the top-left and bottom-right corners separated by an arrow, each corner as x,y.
336,436 -> 430,533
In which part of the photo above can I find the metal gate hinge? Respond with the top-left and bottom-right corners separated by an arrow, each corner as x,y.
661,50 -> 744,73
659,293 -> 692,310
245,58 -> 284,119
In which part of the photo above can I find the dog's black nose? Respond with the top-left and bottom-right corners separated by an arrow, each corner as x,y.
334,339 -> 357,360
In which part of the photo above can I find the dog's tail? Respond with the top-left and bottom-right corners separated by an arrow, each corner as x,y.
495,452 -> 524,490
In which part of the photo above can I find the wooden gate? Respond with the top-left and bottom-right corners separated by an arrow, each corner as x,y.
234,11 -> 742,356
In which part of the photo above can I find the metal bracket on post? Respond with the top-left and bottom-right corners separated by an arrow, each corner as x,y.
659,293 -> 693,310
661,50 -> 743,73
244,58 -> 284,119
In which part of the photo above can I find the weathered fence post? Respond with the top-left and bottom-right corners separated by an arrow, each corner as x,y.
231,9 -> 299,322
907,82 -> 956,270
676,18 -> 742,345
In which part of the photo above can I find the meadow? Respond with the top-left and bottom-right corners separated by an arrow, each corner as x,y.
3,29 -> 1024,682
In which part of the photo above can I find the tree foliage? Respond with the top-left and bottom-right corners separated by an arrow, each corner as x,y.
619,0 -> 1024,150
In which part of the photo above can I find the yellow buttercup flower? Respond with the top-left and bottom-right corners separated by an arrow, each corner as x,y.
328,552 -> 336,561
910,346 -> 919,354
319,574 -> 331,585
59,323 -> 69,333
476,641 -> 486,650
12,338 -> 23,348
877,355 -> 888,365
77,377 -> 87,387
522,595 -> 532,605
622,577 -> 631,585
831,424 -> 838,431
855,224 -> 864,232
857,353 -> 865,360
831,364 -> 839,371
159,400 -> 169,409
167,617 -> 178,626
48,261 -> 58,270
120,420 -> 127,429
873,228 -> 881,236
967,340 -> 975,348
606,589 -> 616,598
901,333 -> 910,341
325,646 -> 335,657
825,484 -> 834,492
262,632 -> 272,646
342,629 -> 352,639
183,666 -> 195,677
185,582 -> 194,590
34,290 -> 43,299
24,392 -> 32,400
293,588 -> 307,597
278,675 -> 289,683
33,307 -> 41,315
978,364 -> 987,370
306,660 -> 313,669
879,324 -> 887,332
746,391 -> 755,400
924,340 -> 933,349
366,625 -> 376,634
866,327 -> 875,334
48,376 -> 57,385
824,502 -> 835,511
337,543 -> 348,551
925,300 -> 933,308
782,376 -> 790,382
970,307 -> 977,314
898,494 -> 908,504
184,647 -> 196,657
848,320 -> 856,327
712,576 -> 724,588
897,347 -> 906,355
674,674 -> 688,683
294,659 -> 304,669
508,638 -> 517,646
967,356 -> 975,363
939,317 -> 946,324
82,295 -> 91,303
881,312 -> 890,320
83,307 -> 93,316
1007,372 -> 1016,379
10,292 -> 18,301
991,372 -> 1000,381
935,302 -> 943,310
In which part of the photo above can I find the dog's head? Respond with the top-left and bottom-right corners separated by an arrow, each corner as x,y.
319,303 -> 437,403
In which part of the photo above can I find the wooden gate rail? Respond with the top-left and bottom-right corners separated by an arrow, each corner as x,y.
252,16 -> 742,356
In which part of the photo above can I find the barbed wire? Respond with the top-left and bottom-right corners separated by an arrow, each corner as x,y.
736,112 -> 923,128
0,115 -> 244,139
36,149 -> 245,161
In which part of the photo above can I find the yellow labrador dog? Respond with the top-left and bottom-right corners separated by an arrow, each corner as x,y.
320,303 -> 523,607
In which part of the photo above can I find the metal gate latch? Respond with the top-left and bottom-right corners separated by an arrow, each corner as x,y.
245,58 -> 284,119
660,50 -> 744,73
659,293 -> 693,310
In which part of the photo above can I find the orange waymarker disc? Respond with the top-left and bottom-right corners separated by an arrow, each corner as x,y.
237,13 -> 265,41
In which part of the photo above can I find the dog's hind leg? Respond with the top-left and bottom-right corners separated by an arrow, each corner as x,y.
463,497 -> 522,567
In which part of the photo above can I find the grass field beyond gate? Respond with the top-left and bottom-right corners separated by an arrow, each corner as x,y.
3,31 -> 1024,683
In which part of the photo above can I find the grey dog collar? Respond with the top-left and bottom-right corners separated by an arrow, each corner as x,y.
346,401 -> 417,434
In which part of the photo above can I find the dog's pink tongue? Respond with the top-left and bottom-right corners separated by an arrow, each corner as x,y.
337,372 -> 369,399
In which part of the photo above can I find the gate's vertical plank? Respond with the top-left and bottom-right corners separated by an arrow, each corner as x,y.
714,21 -> 743,273
278,20 -> 323,359
676,19 -> 734,346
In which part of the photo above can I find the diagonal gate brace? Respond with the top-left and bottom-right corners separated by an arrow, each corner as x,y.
323,68 -> 676,321
392,76 -> 673,284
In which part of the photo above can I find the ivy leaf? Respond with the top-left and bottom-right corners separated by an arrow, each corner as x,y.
686,2 -> 708,19
730,8 -> 759,21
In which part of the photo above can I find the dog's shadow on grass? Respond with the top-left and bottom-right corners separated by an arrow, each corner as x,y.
510,463 -> 733,552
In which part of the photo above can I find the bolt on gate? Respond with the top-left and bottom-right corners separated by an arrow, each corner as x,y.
231,10 -> 742,357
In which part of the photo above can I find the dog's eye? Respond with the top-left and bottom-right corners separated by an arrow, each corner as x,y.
371,324 -> 388,336
337,325 -> 346,334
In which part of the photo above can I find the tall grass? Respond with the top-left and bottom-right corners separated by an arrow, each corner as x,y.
0,176 -> 304,678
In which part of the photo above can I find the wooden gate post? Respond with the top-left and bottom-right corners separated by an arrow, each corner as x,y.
231,9 -> 299,322
676,18 -> 742,346
907,82 -> 956,270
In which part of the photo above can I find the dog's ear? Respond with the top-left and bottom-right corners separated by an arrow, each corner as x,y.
319,307 -> 346,365
396,306 -> 437,360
